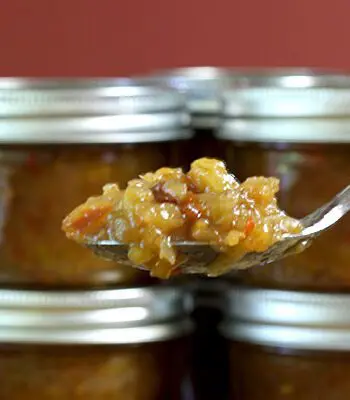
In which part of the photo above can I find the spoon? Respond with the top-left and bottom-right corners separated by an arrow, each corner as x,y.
86,185 -> 350,276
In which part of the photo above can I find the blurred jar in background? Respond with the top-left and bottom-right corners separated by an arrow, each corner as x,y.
139,66 -> 243,400
222,287 -> 350,400
139,67 -> 341,162
217,74 -> 350,290
0,285 -> 194,399
0,79 -> 192,287
139,67 -> 347,399
138,66 -> 238,160
139,65 -> 247,400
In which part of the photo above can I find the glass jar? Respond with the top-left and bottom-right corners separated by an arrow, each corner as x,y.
140,68 -> 347,397
0,79 -> 192,287
140,67 -> 343,161
138,66 -> 237,160
0,285 -> 194,399
221,286 -> 350,400
217,79 -> 350,290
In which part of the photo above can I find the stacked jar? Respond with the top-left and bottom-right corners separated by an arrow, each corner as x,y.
0,78 -> 193,287
216,72 -> 350,399
221,287 -> 350,400
141,67 -> 344,400
0,285 -> 193,399
0,78 -> 195,399
139,66 -> 240,161
218,73 -> 350,290
140,67 -> 244,400
142,67 -> 341,161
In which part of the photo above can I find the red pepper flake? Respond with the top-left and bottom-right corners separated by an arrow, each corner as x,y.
244,217 -> 255,236
64,204 -> 113,235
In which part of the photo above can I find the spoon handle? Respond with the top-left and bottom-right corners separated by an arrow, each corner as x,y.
301,185 -> 350,237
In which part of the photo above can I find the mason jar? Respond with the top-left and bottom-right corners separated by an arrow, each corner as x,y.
0,285 -> 193,399
138,66 -> 238,160
140,68 -> 348,397
0,79 -> 192,288
141,67 -> 344,161
217,78 -> 350,290
221,286 -> 350,400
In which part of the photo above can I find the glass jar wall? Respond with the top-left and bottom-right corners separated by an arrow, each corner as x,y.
217,80 -> 350,290
0,286 -> 193,399
0,341 -> 190,400
141,67 -> 344,161
222,139 -> 350,290
139,69 -> 349,399
222,287 -> 350,400
0,143 -> 188,287
139,67 -> 237,160
229,343 -> 350,400
0,80 -> 192,287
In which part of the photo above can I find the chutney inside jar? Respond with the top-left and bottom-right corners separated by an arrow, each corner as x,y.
0,78 -> 192,287
0,143 -> 188,287
218,80 -> 350,290
230,342 -> 350,400
222,287 -> 350,400
0,341 -> 190,400
222,140 -> 350,290
0,285 -> 194,400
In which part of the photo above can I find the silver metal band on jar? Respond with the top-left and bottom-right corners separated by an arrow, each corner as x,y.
0,286 -> 193,344
221,287 -> 350,350
0,79 -> 191,143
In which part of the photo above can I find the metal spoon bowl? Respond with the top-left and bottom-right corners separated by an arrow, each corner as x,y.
86,185 -> 350,276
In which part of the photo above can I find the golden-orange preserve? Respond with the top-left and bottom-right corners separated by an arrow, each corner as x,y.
63,157 -> 302,278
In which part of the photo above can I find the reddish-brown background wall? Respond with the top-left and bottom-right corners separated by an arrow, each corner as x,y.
0,0 -> 349,77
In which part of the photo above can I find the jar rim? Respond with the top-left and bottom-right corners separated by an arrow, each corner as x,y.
139,67 -> 349,128
221,287 -> 350,351
218,118 -> 350,143
0,79 -> 191,143
0,285 -> 193,344
222,85 -> 350,118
